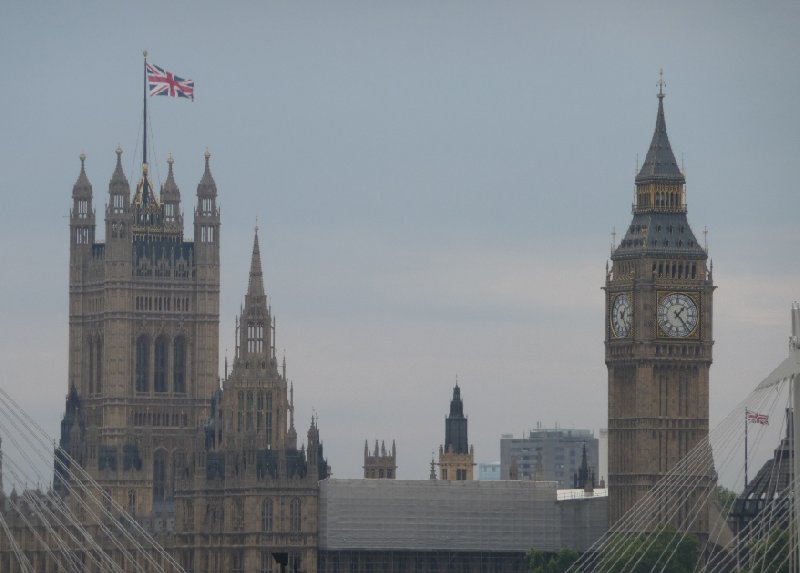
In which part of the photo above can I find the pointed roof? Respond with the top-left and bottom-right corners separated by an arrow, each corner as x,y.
197,148 -> 217,196
72,153 -> 92,197
449,384 -> 464,418
636,90 -> 684,184
109,146 -> 130,194
247,228 -> 266,298
161,153 -> 180,200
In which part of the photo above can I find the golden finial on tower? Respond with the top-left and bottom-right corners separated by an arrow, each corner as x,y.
79,152 -> 86,164
115,144 -> 122,156
204,147 -> 211,160
167,152 -> 174,166
657,68 -> 666,99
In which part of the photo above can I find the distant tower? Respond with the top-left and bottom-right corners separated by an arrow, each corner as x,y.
574,443 -> 594,490
438,384 -> 474,480
363,440 -> 397,479
605,78 -> 713,537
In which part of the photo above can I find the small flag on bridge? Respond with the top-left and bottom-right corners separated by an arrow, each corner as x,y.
146,62 -> 194,101
746,410 -> 769,425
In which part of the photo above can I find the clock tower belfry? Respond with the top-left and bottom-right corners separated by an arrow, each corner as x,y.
605,81 -> 714,536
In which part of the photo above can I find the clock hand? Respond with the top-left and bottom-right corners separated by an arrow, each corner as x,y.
677,315 -> 690,330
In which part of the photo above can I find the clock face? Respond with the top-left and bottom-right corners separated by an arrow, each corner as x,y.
611,293 -> 633,338
657,293 -> 699,338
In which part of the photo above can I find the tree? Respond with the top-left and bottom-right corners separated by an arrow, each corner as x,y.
598,530 -> 699,573
715,485 -> 737,510
747,528 -> 789,573
526,548 -> 579,573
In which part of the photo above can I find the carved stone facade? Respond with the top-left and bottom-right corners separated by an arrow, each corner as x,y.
56,150 -> 329,572
605,88 -> 714,538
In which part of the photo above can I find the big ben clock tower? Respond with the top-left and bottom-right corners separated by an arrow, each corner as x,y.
605,78 -> 714,536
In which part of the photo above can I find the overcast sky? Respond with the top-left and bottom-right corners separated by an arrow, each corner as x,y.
1,1 -> 798,482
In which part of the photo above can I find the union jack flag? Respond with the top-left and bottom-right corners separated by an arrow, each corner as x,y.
746,410 -> 769,425
147,62 -> 194,101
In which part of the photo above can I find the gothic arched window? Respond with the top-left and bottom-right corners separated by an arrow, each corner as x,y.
247,321 -> 264,354
95,335 -> 103,394
290,498 -> 301,532
261,499 -> 273,532
154,336 -> 168,393
173,336 -> 186,394
135,335 -> 149,392
87,337 -> 95,395
265,392 -> 273,447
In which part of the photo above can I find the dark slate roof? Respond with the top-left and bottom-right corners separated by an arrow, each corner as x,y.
636,95 -> 685,184
613,212 -> 706,259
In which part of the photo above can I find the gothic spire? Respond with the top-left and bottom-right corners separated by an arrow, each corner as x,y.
636,74 -> 684,184
247,227 -> 266,299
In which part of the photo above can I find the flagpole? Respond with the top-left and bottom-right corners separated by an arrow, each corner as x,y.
142,49 -> 149,207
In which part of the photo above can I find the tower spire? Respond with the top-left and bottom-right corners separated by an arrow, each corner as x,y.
247,227 -> 265,298
636,71 -> 683,184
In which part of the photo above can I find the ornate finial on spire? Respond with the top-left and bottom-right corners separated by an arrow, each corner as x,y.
167,153 -> 174,166
115,144 -> 122,157
79,152 -> 86,171
204,147 -> 211,160
704,226 -> 709,252
657,68 -> 665,99
256,216 -> 259,234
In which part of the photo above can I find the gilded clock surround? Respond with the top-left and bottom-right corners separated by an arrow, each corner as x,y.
656,291 -> 699,338
610,292 -> 633,338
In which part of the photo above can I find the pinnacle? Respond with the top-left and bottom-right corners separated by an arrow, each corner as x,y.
109,146 -> 129,187
73,153 -> 92,195
162,153 -> 180,198
197,148 -> 217,195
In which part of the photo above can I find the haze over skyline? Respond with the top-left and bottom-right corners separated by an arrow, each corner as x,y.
1,1 -> 798,482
